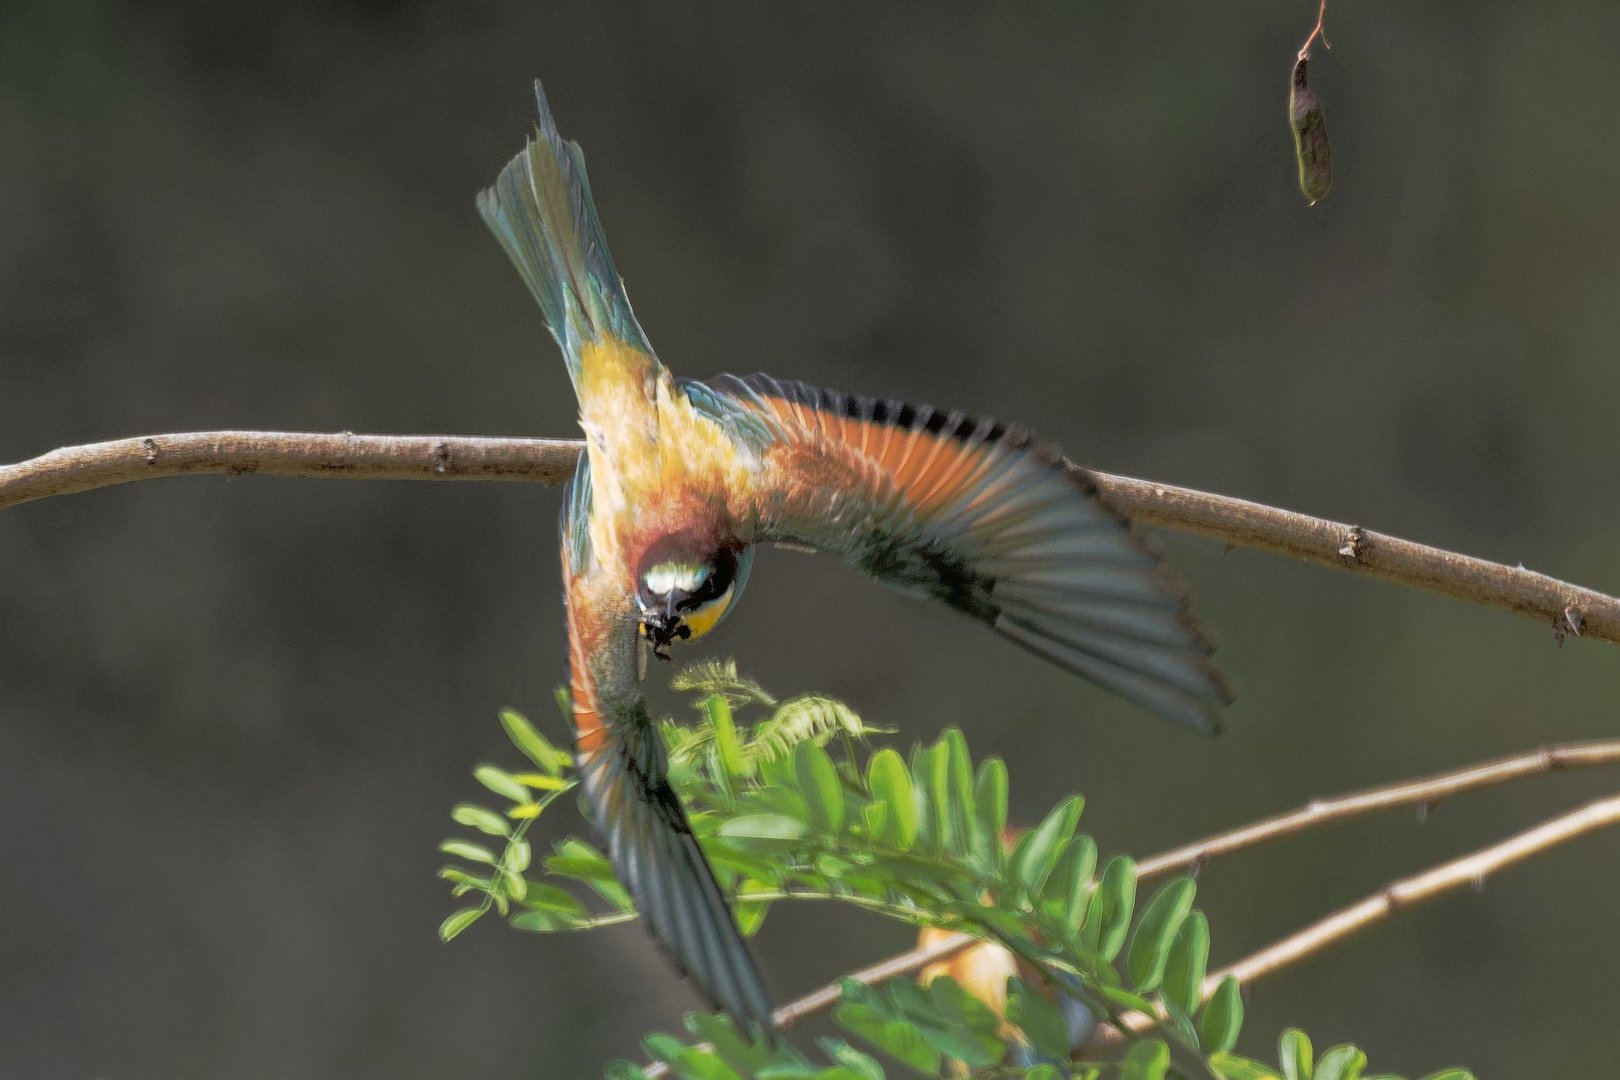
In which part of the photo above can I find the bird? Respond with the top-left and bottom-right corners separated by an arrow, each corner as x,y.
477,80 -> 1232,1038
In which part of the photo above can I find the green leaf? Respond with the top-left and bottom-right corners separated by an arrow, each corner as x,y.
474,764 -> 530,804
546,838 -> 632,910
866,749 -> 917,849
834,1002 -> 939,1075
675,1051 -> 745,1080
451,803 -> 511,838
925,739 -> 959,856
907,744 -> 936,853
501,707 -> 571,775
972,757 -> 1008,868
1278,1028 -> 1312,1080
518,881 -> 586,916
1096,984 -> 1158,1015
509,909 -> 580,932
684,1013 -> 773,1075
1024,1068 -> 1062,1080
735,899 -> 769,938
1010,795 -> 1084,899
506,838 -> 532,873
1120,1037 -> 1170,1080
437,866 -> 488,891
1198,975 -> 1244,1054
795,741 -> 846,835
1160,992 -> 1199,1052
1314,1045 -> 1368,1080
706,694 -> 751,779
817,1039 -> 885,1080
752,695 -> 866,763
716,814 -> 810,845
1005,979 -> 1071,1060
939,728 -> 977,858
438,906 -> 484,941
1162,909 -> 1209,1017
439,839 -> 498,865
1080,854 -> 1137,961
1126,876 -> 1196,992
604,1061 -> 652,1080
876,977 -> 1003,1068
1207,1052 -> 1282,1080
672,658 -> 776,707
1058,834 -> 1099,929
1418,1071 -> 1477,1080
642,1033 -> 745,1080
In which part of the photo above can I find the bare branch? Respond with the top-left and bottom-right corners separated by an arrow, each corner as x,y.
1204,792 -> 1620,991
1136,737 -> 1620,878
739,737 -> 1620,1046
0,431 -> 579,511
3,430 -> 1617,646
1104,473 -> 1620,645
1097,790 -> 1620,1045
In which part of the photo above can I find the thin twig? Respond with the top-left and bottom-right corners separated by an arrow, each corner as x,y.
742,737 -> 1620,1044
1298,0 -> 1330,60
1097,791 -> 1620,1044
3,431 -> 1616,645
1136,737 -> 1620,878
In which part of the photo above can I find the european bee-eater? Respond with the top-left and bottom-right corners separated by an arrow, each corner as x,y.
478,81 -> 1231,1036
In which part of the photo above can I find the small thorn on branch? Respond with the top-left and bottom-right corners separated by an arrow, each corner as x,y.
141,437 -> 159,465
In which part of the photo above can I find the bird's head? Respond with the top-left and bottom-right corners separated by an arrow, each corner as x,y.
634,537 -> 753,660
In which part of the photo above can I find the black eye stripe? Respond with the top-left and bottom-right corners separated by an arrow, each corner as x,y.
677,552 -> 735,609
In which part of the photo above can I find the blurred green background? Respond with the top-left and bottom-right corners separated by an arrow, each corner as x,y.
3,2 -> 1618,1076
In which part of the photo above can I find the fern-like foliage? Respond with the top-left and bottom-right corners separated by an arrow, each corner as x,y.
438,664 -> 1475,1080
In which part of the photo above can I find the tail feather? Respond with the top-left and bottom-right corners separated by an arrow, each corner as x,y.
578,720 -> 775,1035
478,80 -> 652,387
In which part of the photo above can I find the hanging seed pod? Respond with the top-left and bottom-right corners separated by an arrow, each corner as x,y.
1289,55 -> 1332,205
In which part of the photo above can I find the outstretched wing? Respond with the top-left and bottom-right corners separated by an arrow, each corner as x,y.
707,374 -> 1232,733
560,468 -> 773,1033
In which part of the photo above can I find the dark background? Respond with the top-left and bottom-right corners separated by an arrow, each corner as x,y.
4,2 -> 1619,1076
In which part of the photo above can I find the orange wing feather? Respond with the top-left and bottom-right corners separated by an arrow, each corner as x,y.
705,374 -> 1232,732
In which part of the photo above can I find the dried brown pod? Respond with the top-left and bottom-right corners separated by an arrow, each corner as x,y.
1289,55 -> 1332,205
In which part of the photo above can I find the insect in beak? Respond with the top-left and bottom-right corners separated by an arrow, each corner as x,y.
638,606 -> 691,662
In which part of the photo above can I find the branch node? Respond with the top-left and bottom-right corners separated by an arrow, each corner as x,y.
432,441 -> 451,476
1337,524 -> 1366,562
141,437 -> 159,465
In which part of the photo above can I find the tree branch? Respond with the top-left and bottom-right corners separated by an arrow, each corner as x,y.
1098,790 -> 1620,1045
1135,737 -> 1620,878
743,737 -> 1620,1046
0,431 -> 579,510
3,430 -> 1616,645
1202,792 -> 1620,993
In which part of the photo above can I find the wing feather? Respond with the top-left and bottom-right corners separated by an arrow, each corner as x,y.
704,374 -> 1232,732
